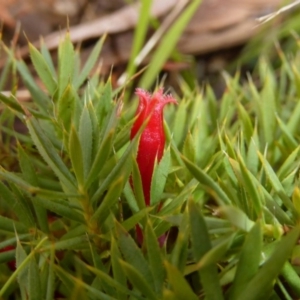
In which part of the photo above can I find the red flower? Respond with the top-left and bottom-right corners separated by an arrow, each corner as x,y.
130,88 -> 177,206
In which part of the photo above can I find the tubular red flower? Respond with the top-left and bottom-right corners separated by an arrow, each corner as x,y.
130,88 -> 177,206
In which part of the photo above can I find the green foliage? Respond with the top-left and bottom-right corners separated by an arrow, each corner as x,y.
1,27 -> 300,300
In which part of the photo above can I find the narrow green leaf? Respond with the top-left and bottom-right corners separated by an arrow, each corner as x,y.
26,117 -> 76,192
28,255 -> 42,300
111,238 -> 127,300
57,84 -> 77,132
172,99 -> 188,146
74,36 -> 106,88
95,79 -> 113,126
170,209 -> 189,272
120,260 -> 159,300
44,236 -> 88,251
58,33 -> 75,98
151,147 -> 171,206
40,40 -> 56,76
18,143 -> 49,233
188,200 -> 224,300
29,42 -> 57,95
84,263 -> 136,299
54,265 -> 115,300
115,221 -> 155,289
123,181 -> 139,213
79,105 -> 93,178
69,125 -> 85,187
0,237 -> 48,298
258,151 -> 297,217
182,155 -> 231,205
276,115 -> 298,150
164,261 -> 198,300
46,247 -> 55,300
0,215 -> 28,233
277,146 -> 300,180
90,128 -> 139,204
196,234 -> 235,270
239,225 -> 300,300
132,156 -> 146,210
229,222 -> 262,300
217,206 -> 254,232
237,101 -> 253,144
281,262 -> 300,298
182,132 -> 196,162
0,180 -> 34,228
16,240 -> 29,296
91,176 -> 125,225
145,219 -> 165,294
16,60 -> 49,111
0,92 -> 24,114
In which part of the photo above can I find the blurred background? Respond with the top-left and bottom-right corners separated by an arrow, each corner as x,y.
0,0 -> 300,93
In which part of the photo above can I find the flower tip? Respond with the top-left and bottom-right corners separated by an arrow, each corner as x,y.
135,88 -> 151,101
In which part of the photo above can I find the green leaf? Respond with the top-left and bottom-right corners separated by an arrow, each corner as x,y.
16,240 -> 29,297
151,147 -> 171,206
196,233 -> 235,270
164,260 -> 198,300
170,209 -> 189,272
182,155 -> 231,205
90,127 -> 140,204
188,200 -> 224,300
0,179 -> 34,228
74,36 -> 106,88
0,92 -> 24,115
277,146 -> 300,180
57,84 -> 77,132
145,219 -> 165,294
115,221 -> 155,289
237,101 -> 253,144
0,215 -> 28,233
17,60 -> 49,112
182,132 -> 196,162
120,260 -> 159,300
95,79 -> 113,126
0,237 -> 48,298
131,155 -> 146,210
85,129 -> 115,188
258,151 -> 297,217
123,181 -> 139,213
58,33 -> 75,98
217,206 -> 254,232
44,236 -> 88,251
69,125 -> 85,187
172,99 -> 188,146
79,105 -> 93,179
28,255 -> 42,300
91,176 -> 125,225
111,238 -> 127,300
54,265 -> 114,300
229,222 -> 262,300
280,262 -> 300,298
26,117 -> 76,192
29,42 -> 57,95
45,247 -> 55,300
238,225 -> 300,300
40,40 -> 56,76
18,143 -> 48,233
276,115 -> 298,150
